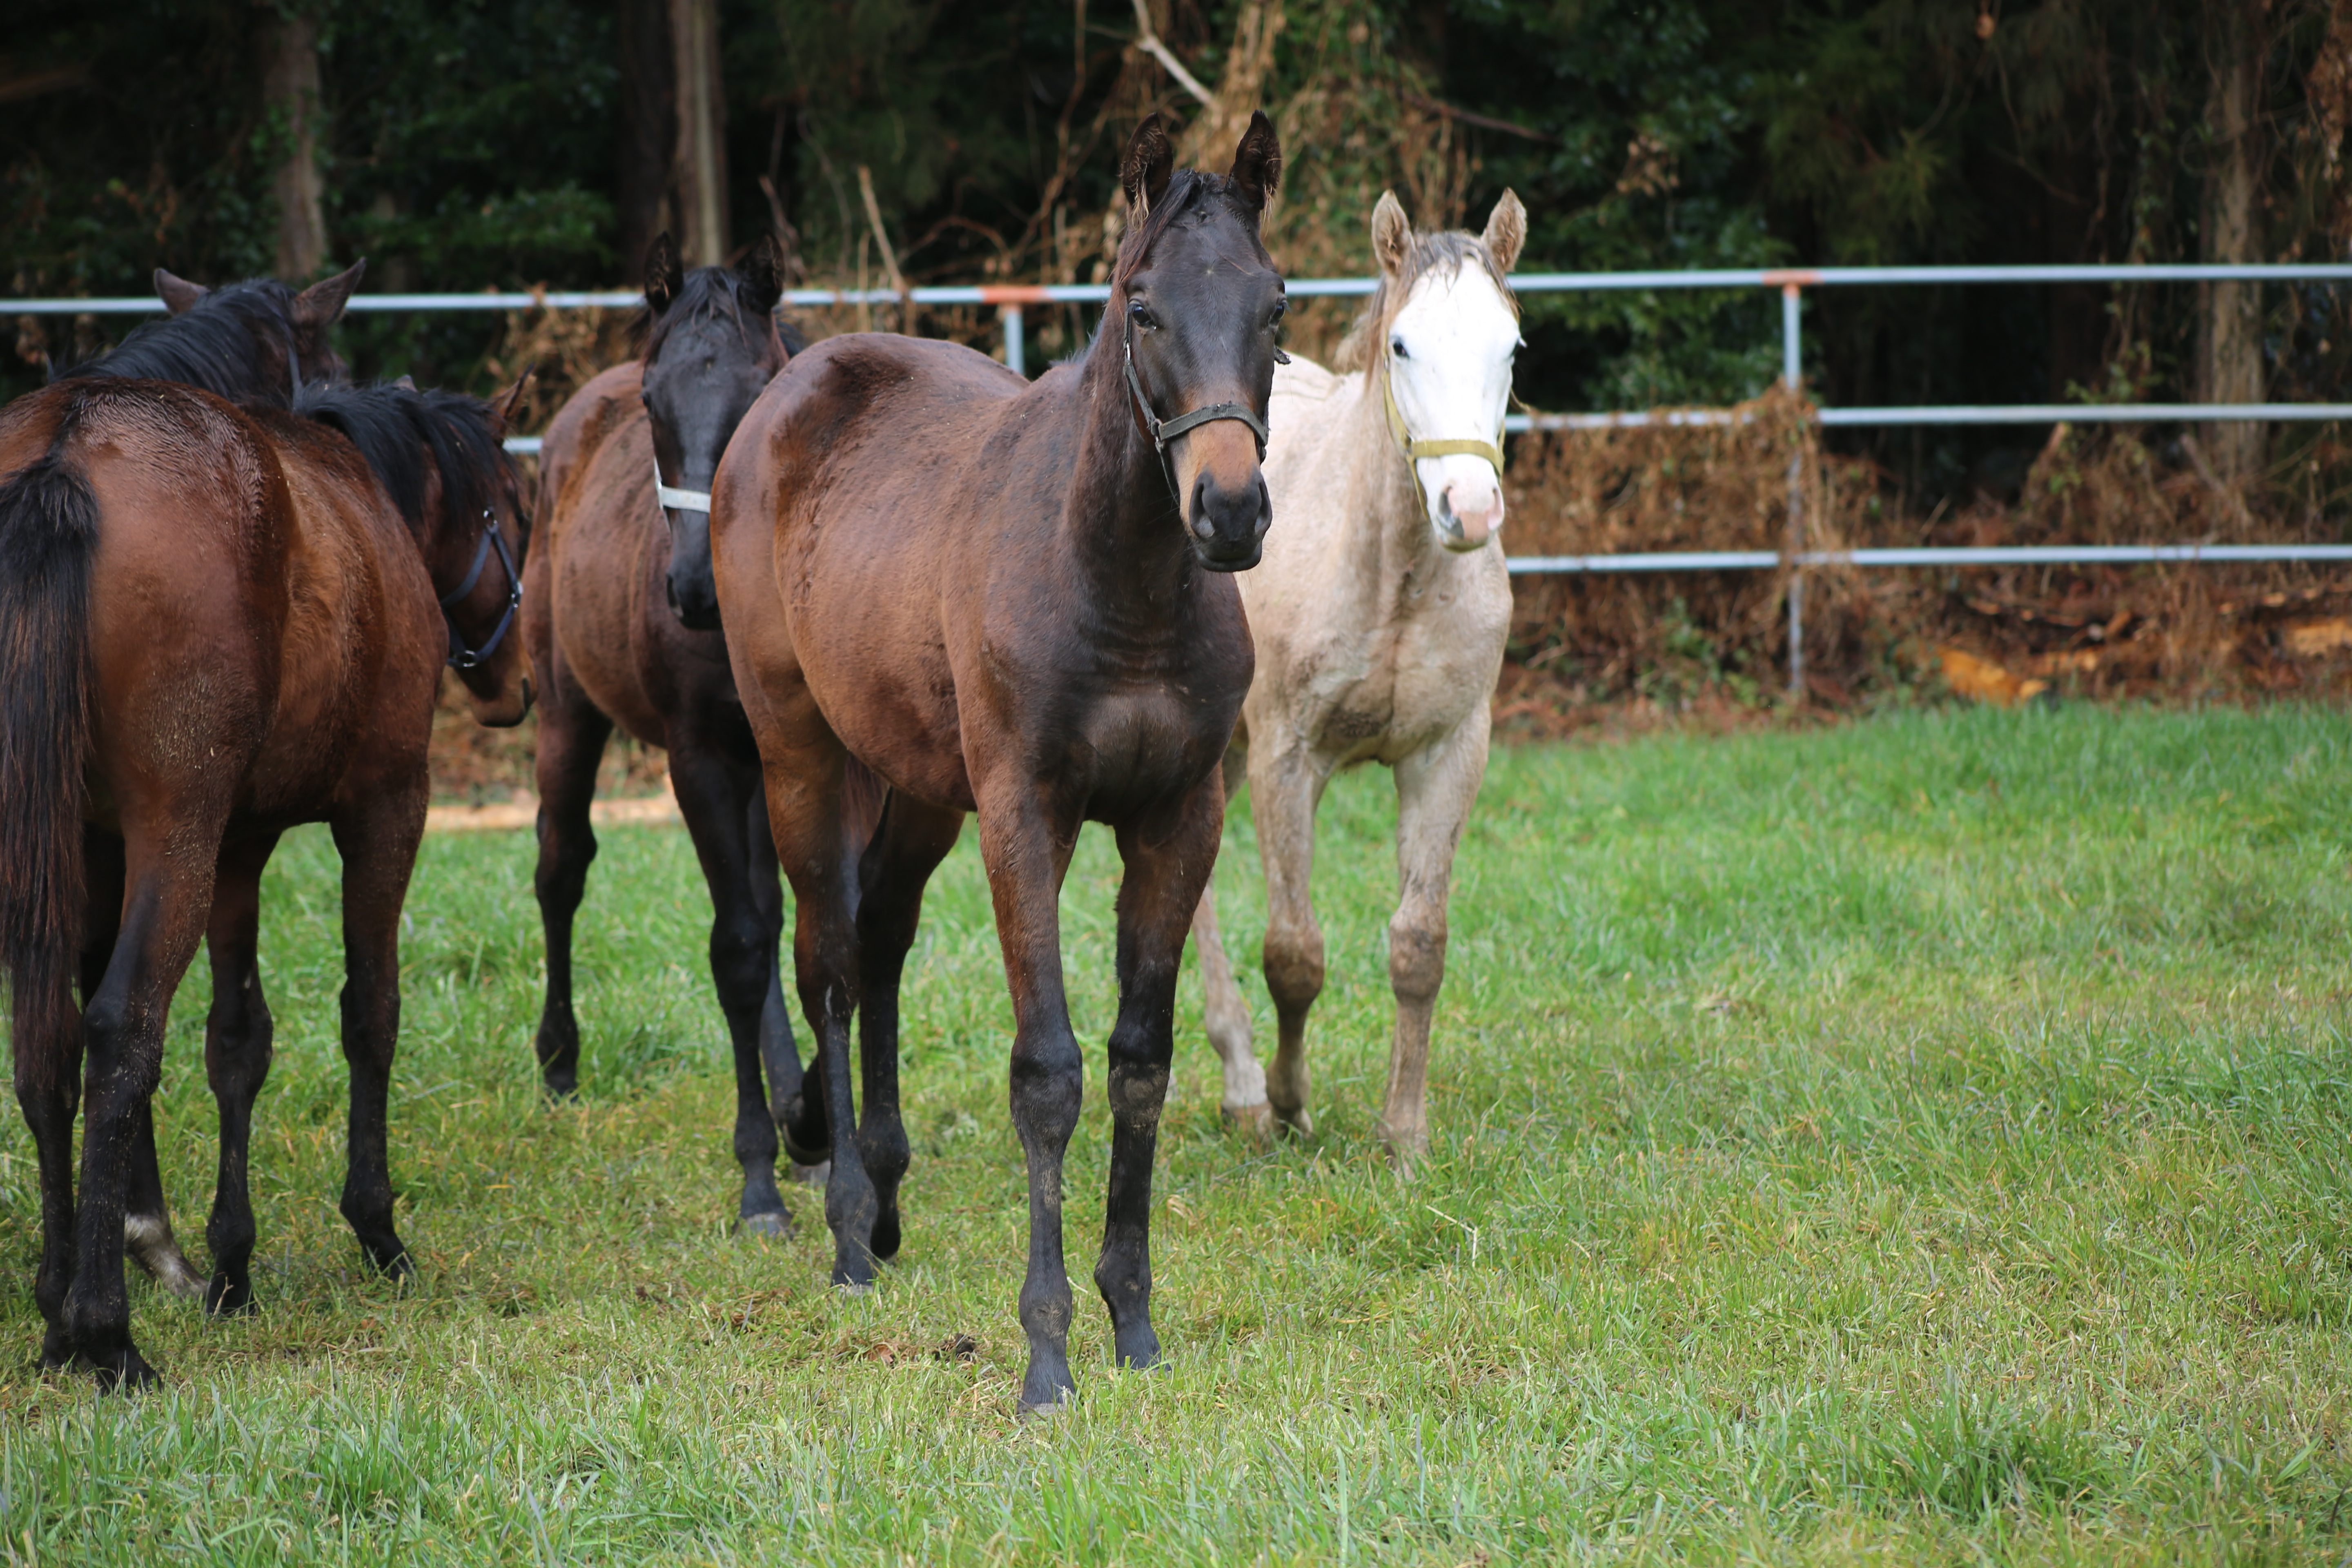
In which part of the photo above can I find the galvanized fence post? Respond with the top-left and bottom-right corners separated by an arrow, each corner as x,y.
1782,283 -> 1805,699
1001,304 -> 1026,378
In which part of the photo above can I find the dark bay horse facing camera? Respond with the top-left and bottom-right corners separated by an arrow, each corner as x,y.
522,234 -> 819,1233
58,262 -> 366,404
711,113 -> 1284,1412
0,376 -> 530,1386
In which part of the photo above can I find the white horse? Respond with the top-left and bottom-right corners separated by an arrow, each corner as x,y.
1192,188 -> 1525,1161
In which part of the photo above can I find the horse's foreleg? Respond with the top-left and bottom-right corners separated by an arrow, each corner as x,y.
976,797 -> 1084,1414
529,679 -> 613,1098
330,791 -> 426,1277
69,827 -> 218,1386
1252,751 -> 1329,1137
672,737 -> 797,1236
852,794 -> 962,1262
1099,782 -> 1226,1371
200,832 -> 281,1313
1381,709 -> 1492,1169
765,748 -> 878,1288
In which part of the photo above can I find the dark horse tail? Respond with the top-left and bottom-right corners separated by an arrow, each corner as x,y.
0,416 -> 99,1069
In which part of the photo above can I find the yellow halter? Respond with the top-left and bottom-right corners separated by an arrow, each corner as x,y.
1383,360 -> 1506,474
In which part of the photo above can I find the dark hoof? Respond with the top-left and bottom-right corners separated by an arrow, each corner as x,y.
781,1112 -> 828,1167
361,1239 -> 413,1279
38,1327 -> 74,1371
831,1252 -> 877,1292
90,1343 -> 162,1391
869,1212 -> 901,1261
205,1274 -> 256,1316
739,1209 -> 794,1241
1114,1330 -> 1162,1371
541,1074 -> 579,1103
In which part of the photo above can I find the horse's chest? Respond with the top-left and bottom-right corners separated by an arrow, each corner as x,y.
1295,600 -> 1500,762
1077,684 -> 1225,805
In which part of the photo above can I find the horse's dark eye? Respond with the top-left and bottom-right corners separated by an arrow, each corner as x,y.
1129,301 -> 1158,330
1391,337 -> 1408,359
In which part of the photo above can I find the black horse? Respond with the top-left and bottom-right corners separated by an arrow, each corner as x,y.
519,234 -> 824,1234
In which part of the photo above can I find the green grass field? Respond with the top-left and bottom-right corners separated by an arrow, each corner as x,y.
7,702 -> 2352,1564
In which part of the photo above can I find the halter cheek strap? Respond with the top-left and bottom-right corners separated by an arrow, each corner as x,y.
653,459 -> 712,514
441,508 -> 523,670
1383,367 -> 1506,475
1123,326 -> 1271,499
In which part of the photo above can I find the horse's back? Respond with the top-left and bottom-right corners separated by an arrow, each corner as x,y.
534,366 -> 677,743
537,361 -> 645,528
8,380 -> 434,826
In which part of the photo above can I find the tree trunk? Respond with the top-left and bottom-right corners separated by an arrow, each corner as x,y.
617,0 -> 677,279
262,13 -> 328,282
2196,0 -> 2266,485
669,0 -> 729,267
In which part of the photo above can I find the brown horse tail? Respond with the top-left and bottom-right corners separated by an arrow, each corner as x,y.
0,422 -> 99,1074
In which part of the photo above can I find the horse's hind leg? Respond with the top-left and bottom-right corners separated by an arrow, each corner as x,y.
200,831 -> 281,1313
530,675 -> 614,1098
1098,781 -> 1227,1372
748,785 -> 826,1173
69,825 -> 220,1386
81,828 -> 203,1301
853,792 -> 963,1262
1190,746 -> 1272,1138
1378,711 -> 1491,1169
764,743 -> 881,1288
331,791 -> 426,1276
670,736 -> 797,1236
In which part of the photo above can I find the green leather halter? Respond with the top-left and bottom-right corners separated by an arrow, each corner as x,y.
1383,362 -> 1506,474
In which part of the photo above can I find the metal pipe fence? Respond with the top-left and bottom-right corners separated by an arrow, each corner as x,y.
15,262 -> 2351,691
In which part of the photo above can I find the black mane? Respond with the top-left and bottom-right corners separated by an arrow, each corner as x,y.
58,280 -> 306,405
639,265 -> 805,359
295,382 -> 518,539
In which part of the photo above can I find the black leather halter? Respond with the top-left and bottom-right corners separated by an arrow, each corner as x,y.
441,507 -> 522,670
1122,317 -> 1274,500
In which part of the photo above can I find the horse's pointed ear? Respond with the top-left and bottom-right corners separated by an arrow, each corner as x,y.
488,374 -> 532,435
741,233 -> 786,316
1482,189 -> 1527,276
155,268 -> 208,315
644,232 -> 683,314
293,261 -> 365,327
1120,115 -> 1175,216
1372,191 -> 1412,279
1228,110 -> 1281,214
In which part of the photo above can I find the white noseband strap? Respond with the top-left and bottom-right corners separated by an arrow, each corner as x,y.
653,460 -> 712,514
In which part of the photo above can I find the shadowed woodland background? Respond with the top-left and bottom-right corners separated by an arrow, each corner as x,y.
7,0 -> 2352,721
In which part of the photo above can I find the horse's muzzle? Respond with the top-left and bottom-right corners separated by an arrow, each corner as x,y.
1187,468 -> 1271,573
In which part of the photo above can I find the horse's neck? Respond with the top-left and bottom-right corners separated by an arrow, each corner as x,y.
1338,361 -> 1441,580
1058,355 -> 1198,620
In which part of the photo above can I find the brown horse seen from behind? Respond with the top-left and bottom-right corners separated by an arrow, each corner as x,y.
712,114 -> 1285,1412
523,234 -> 822,1232
0,374 -> 531,1385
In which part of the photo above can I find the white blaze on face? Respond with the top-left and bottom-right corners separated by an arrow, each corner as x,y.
1385,264 -> 1521,552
